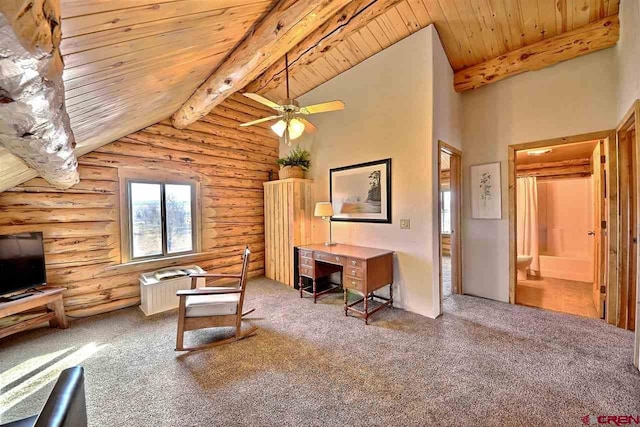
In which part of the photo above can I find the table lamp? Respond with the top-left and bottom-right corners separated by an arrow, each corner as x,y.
314,202 -> 337,246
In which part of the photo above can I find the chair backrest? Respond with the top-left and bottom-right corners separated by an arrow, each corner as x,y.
237,246 -> 251,312
239,246 -> 251,290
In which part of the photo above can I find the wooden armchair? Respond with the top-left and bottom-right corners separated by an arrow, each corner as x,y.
175,246 -> 256,351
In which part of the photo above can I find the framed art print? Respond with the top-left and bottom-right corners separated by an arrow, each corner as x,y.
470,161 -> 502,219
330,159 -> 391,223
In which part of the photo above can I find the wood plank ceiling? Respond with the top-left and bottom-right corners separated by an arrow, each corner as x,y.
0,0 -> 621,191
258,0 -> 621,101
61,0 -> 275,156
0,0 -> 276,191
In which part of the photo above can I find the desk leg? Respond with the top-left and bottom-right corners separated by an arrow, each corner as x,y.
312,279 -> 317,304
364,293 -> 369,325
47,298 -> 68,329
299,276 -> 303,298
343,289 -> 348,316
390,283 -> 393,308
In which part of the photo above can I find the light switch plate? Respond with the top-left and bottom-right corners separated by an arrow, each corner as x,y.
400,219 -> 410,229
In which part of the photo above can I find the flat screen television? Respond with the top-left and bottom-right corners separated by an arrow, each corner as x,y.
0,232 -> 47,296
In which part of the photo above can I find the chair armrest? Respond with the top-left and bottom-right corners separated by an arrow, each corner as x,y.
189,273 -> 242,279
177,288 -> 242,296
35,366 -> 87,427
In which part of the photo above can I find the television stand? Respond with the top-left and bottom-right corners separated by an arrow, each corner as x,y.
0,292 -> 35,302
0,287 -> 68,339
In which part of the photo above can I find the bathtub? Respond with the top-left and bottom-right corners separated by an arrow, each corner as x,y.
538,254 -> 593,283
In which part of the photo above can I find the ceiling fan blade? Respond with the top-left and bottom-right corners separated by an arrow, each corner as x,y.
300,100 -> 345,115
242,93 -> 283,111
239,115 -> 282,127
299,118 -> 317,133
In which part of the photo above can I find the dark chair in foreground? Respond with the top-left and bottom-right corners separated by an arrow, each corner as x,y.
175,246 -> 257,351
1,366 -> 87,427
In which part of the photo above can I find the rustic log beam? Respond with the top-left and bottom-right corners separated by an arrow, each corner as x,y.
454,16 -> 620,92
245,0 -> 404,96
516,158 -> 591,171
171,0 -> 352,129
516,160 -> 592,178
0,0 -> 79,189
535,173 -> 593,181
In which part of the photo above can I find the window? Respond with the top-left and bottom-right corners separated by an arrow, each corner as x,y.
126,180 -> 197,260
441,190 -> 451,234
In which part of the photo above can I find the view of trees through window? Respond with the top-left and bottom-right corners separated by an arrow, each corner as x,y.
129,182 -> 194,259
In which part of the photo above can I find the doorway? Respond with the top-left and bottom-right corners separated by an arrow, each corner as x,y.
508,130 -> 615,319
438,141 -> 462,304
616,101 -> 639,333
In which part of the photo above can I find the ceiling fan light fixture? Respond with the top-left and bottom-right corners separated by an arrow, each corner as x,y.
240,53 -> 344,139
288,118 -> 305,140
271,120 -> 287,137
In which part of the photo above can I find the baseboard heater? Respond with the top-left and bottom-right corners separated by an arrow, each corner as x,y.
139,265 -> 205,316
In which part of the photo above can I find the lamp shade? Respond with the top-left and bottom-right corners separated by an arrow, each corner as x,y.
271,120 -> 287,137
314,202 -> 334,217
288,118 -> 305,140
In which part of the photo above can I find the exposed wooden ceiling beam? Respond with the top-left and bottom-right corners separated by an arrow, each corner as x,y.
454,16 -> 620,92
245,0 -> 404,96
0,0 -> 79,189
171,0 -> 352,129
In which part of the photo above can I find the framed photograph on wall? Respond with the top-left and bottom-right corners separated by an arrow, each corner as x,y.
330,159 -> 392,223
470,161 -> 502,219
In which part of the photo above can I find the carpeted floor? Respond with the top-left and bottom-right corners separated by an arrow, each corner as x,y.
1,277 -> 639,426
442,255 -> 452,298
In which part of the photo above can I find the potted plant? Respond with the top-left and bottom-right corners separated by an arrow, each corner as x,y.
277,147 -> 311,179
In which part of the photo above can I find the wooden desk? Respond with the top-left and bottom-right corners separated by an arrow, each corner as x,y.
0,288 -> 68,339
297,244 -> 394,324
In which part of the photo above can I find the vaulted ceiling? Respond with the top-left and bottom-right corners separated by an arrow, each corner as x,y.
0,0 -> 621,191
61,0 -> 274,158
256,0 -> 621,101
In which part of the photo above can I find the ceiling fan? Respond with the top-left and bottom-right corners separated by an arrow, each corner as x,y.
239,54 -> 345,146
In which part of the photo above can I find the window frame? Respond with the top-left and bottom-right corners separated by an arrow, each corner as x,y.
119,170 -> 201,264
440,190 -> 452,235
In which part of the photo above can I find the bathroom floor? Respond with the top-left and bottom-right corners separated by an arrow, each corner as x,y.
516,277 -> 600,319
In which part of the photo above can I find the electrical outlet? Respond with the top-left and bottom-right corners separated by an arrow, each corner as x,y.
400,219 -> 410,229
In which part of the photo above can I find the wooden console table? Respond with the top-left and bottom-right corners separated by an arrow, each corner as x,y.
0,288 -> 68,339
297,244 -> 394,324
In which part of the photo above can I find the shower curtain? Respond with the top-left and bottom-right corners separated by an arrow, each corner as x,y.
517,176 -> 540,274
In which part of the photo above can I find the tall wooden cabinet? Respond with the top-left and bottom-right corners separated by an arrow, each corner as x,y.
263,178 -> 314,287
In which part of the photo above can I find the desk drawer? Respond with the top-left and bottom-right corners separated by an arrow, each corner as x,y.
345,277 -> 365,292
299,267 -> 314,278
345,267 -> 363,279
299,249 -> 313,258
299,256 -> 313,267
315,252 -> 344,265
347,258 -> 364,269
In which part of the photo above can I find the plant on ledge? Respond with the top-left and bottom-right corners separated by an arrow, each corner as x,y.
277,147 -> 311,179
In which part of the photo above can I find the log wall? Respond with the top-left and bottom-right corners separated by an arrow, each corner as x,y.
0,94 -> 278,320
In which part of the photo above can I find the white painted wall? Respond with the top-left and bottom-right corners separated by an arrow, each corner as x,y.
461,48 -> 618,301
617,0 -> 640,121
283,26 -> 460,318
431,29 -> 462,311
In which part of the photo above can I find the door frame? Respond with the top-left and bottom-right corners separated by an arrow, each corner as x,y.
438,141 -> 463,308
507,129 -> 616,305
617,100 -> 640,368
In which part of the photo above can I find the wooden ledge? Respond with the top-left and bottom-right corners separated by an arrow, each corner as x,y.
107,252 -> 216,273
